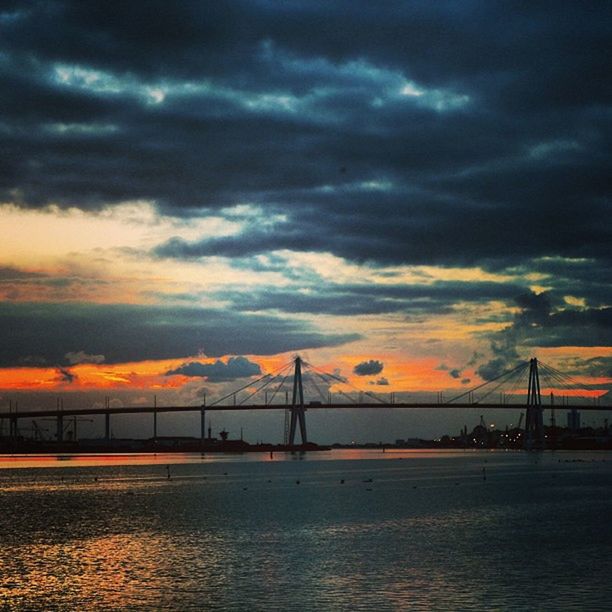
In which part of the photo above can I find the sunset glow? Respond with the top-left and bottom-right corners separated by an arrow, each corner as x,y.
0,1 -> 609,442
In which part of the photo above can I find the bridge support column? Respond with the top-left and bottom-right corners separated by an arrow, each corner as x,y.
10,416 -> 17,440
105,413 -> 110,441
288,356 -> 307,446
153,395 -> 158,441
56,414 -> 64,442
524,358 -> 544,450
200,408 -> 206,449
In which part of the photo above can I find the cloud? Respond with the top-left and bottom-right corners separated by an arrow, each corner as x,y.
0,266 -> 46,281
0,1 -> 609,277
216,281 -> 526,316
166,356 -> 261,382
353,360 -> 384,376
476,358 -> 509,382
475,290 -> 612,380
565,357 -> 612,379
0,1 -> 609,383
65,350 -> 105,365
54,367 -> 76,384
466,351 -> 484,367
370,377 -> 389,386
0,302 -> 359,367
449,369 -> 461,379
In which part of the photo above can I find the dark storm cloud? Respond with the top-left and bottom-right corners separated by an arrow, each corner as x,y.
219,281 -> 526,316
476,290 -> 612,380
0,302 -> 359,367
354,360 -> 384,376
560,356 -> 612,379
0,1 -> 610,271
166,356 -> 261,382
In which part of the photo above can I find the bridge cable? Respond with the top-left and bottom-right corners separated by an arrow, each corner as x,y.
472,371 -> 521,405
309,369 -> 357,404
505,365 -> 531,402
445,361 -> 528,404
238,362 -> 295,406
474,364 -> 528,404
538,360 -> 586,391
208,360 -> 293,407
307,367 -> 368,405
303,361 -> 388,404
303,371 -> 329,403
266,371 -> 291,405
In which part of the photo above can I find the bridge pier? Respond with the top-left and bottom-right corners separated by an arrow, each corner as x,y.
56,414 -> 64,442
200,407 -> 206,449
105,413 -> 110,441
288,356 -> 308,445
524,358 -> 544,450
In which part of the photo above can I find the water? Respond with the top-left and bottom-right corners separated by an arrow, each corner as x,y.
1,450 -> 611,611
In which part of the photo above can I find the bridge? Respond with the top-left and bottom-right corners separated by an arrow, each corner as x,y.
0,357 -> 609,450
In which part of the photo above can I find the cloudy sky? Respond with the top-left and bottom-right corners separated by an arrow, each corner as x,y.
0,1 -> 610,440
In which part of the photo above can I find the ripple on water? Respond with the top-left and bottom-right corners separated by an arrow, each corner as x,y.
1,451 -> 611,610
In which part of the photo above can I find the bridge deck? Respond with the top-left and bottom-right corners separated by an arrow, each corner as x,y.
0,402 -> 608,420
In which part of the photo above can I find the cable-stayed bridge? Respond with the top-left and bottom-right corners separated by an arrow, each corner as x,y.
0,357 -> 609,450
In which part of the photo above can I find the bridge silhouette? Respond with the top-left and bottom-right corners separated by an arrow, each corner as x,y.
0,357 -> 609,450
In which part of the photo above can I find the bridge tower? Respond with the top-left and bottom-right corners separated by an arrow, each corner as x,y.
288,356 -> 308,446
524,358 -> 544,449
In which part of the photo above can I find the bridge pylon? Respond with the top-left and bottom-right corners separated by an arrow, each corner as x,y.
288,356 -> 308,445
524,358 -> 544,449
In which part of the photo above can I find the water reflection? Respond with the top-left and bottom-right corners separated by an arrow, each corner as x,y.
0,448 -> 519,471
1,451 -> 611,610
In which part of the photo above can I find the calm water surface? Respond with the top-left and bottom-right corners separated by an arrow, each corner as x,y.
1,449 -> 611,611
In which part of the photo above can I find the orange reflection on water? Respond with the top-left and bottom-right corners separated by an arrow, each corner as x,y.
0,531 -> 225,610
0,452 -> 211,470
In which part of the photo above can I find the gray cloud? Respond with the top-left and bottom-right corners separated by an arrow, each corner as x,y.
216,281 -> 526,317
166,356 -> 261,382
0,2 -> 609,375
560,356 -> 612,379
0,1 -> 609,274
0,266 -> 46,280
65,350 -> 105,365
0,302 -> 359,367
354,360 -> 384,376
476,358 -> 509,382
476,290 -> 612,380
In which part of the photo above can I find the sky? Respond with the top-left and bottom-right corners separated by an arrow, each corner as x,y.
0,1 -> 610,442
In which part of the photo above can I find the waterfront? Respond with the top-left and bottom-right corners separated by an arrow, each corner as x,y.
1,450 -> 611,610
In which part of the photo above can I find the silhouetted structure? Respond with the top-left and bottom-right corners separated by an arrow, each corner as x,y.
288,356 -> 308,445
0,356 -> 609,453
525,358 -> 544,449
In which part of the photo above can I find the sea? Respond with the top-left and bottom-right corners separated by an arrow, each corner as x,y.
1,449 -> 611,611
